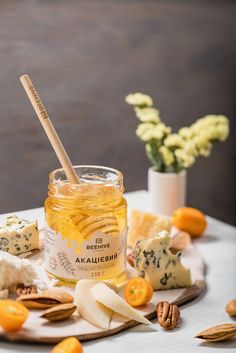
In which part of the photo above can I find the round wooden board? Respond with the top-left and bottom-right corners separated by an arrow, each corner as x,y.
0,244 -> 205,344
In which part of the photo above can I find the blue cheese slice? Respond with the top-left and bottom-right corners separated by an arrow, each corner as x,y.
0,215 -> 39,255
134,231 -> 192,290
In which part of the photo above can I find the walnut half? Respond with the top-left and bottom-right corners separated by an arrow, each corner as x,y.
157,301 -> 180,330
16,283 -> 38,297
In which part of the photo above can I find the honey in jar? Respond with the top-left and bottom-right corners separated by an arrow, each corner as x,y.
44,165 -> 127,285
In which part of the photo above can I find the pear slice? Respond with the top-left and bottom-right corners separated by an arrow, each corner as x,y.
75,279 -> 112,329
91,281 -> 151,325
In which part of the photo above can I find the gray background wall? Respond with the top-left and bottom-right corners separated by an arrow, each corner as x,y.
0,0 -> 235,225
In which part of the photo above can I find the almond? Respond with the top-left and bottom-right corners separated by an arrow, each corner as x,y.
17,288 -> 73,309
196,323 -> 236,342
40,303 -> 77,322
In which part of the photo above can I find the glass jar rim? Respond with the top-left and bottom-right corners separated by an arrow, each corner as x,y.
48,165 -> 124,198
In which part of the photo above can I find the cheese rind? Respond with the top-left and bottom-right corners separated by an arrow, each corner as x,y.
134,231 -> 192,290
0,215 -> 39,255
0,251 -> 37,291
92,282 -> 151,325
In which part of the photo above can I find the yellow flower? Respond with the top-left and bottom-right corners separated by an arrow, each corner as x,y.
191,115 -> 229,134
198,143 -> 212,157
159,146 -> 175,166
216,115 -> 229,125
153,123 -> 171,139
164,134 -> 184,148
125,93 -> 153,107
184,141 -> 198,157
175,149 -> 195,168
179,115 -> 229,146
178,127 -> 194,140
135,107 -> 160,123
193,134 -> 209,149
136,123 -> 155,141
136,122 -> 171,142
152,126 -> 164,140
126,91 -> 230,172
216,124 -> 229,141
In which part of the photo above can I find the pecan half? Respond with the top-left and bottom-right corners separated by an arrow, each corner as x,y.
16,283 -> 38,297
157,301 -> 180,330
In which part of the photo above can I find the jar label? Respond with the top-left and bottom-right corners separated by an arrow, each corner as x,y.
44,225 -> 127,281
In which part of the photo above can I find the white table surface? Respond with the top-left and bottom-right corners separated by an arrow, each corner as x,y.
0,190 -> 235,352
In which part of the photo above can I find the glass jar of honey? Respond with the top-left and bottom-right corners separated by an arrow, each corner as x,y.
44,165 -> 127,285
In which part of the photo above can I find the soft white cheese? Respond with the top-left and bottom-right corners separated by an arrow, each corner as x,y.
134,231 -> 192,290
0,251 -> 37,291
0,215 -> 39,255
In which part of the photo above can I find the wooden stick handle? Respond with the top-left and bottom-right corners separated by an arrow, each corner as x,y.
20,74 -> 80,184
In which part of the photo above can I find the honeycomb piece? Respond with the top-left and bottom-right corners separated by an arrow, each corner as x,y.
127,209 -> 171,248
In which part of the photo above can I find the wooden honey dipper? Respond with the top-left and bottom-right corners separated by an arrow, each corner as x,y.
20,74 -> 80,184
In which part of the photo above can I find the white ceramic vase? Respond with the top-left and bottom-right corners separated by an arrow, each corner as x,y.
148,168 -> 187,217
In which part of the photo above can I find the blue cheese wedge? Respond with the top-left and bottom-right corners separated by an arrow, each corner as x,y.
0,251 -> 37,291
134,231 -> 192,290
0,215 -> 39,255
